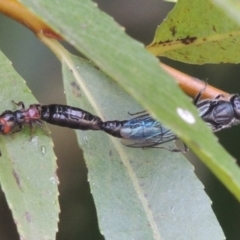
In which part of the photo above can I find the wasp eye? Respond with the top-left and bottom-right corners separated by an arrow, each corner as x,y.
233,96 -> 240,118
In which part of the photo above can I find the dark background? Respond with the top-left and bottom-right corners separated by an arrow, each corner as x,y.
0,0 -> 239,239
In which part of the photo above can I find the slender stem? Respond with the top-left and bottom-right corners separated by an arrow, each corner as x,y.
160,63 -> 228,99
0,0 -> 61,39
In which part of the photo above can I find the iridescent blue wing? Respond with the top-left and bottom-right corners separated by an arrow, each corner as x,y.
119,115 -> 177,148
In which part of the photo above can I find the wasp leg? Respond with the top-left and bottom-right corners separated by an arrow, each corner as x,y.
193,82 -> 208,105
12,101 -> 25,110
10,124 -> 23,134
151,141 -> 188,153
127,110 -> 147,116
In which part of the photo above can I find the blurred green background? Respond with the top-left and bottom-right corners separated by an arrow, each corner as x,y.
0,0 -> 239,239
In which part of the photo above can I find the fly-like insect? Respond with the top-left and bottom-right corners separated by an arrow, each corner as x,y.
101,93 -> 240,149
196,94 -> 240,131
100,114 -> 178,150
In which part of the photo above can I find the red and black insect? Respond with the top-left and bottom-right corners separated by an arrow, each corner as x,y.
0,101 -> 41,135
0,102 -> 102,135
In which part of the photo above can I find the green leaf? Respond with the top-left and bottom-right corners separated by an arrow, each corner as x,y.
0,51 -> 59,239
147,0 -> 240,64
62,54 -> 225,239
20,0 -> 240,204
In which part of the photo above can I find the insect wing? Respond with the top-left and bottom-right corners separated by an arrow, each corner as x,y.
120,115 -> 176,148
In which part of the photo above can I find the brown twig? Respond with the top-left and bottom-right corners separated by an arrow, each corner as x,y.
0,0 -> 62,39
160,63 -> 228,99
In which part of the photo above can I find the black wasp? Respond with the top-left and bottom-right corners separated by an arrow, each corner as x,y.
197,94 -> 240,132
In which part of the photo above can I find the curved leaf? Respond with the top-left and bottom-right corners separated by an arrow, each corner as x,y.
20,0 -> 240,203
147,0 -> 240,64
0,51 -> 59,239
61,54 -> 225,240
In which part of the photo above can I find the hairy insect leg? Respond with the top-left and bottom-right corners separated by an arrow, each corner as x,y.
30,120 -> 50,138
127,110 -> 147,116
12,100 -> 25,110
193,82 -> 208,105
153,145 -> 183,153
28,122 -> 36,140
214,94 -> 225,100
182,143 -> 189,153
194,83 -> 226,105
10,124 -> 23,134
149,140 -> 189,153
